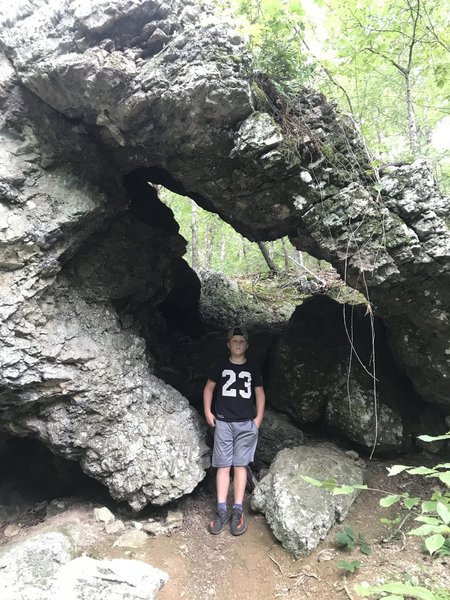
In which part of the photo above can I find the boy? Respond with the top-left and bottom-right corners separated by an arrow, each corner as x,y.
203,326 -> 265,536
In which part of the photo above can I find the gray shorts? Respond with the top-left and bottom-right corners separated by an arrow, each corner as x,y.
212,419 -> 259,468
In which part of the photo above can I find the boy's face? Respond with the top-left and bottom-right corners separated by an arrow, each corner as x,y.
227,335 -> 248,356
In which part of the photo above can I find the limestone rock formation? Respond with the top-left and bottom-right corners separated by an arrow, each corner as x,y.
0,0 -> 449,510
0,21 -> 209,509
0,0 -> 446,415
251,444 -> 364,557
197,268 -> 277,329
254,408 -> 305,468
267,295 -> 436,455
0,531 -> 168,599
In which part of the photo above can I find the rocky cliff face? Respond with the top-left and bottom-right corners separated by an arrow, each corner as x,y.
0,0 -> 449,506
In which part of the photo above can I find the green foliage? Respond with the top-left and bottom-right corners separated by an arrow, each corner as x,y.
213,0 -> 315,89
434,537 -> 450,558
383,440 -> 450,556
315,0 -> 450,190
356,581 -> 439,600
335,526 -> 371,555
159,186 -> 329,277
303,432 -> 450,596
380,516 -> 402,527
335,526 -> 356,550
337,559 -> 361,573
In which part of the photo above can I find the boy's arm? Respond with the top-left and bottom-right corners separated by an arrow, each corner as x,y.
254,386 -> 265,429
203,379 -> 217,427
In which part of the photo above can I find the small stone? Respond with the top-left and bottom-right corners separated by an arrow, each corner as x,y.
46,499 -> 68,518
94,507 -> 115,524
105,519 -> 125,534
345,450 -> 360,460
317,549 -> 334,562
113,529 -> 148,549
166,510 -> 183,530
133,521 -> 143,530
142,521 -> 166,536
4,523 -> 21,538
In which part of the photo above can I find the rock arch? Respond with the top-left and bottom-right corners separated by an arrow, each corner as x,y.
0,0 -> 449,507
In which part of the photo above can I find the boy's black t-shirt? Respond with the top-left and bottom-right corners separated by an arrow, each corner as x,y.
208,358 -> 263,422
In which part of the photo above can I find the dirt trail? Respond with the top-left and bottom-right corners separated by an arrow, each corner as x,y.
1,457 -> 449,600
95,459 -> 449,600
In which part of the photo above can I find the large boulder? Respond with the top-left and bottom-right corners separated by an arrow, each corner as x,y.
0,72 -> 209,510
254,408 -> 305,468
0,531 -> 168,600
197,268 -> 279,329
251,444 -> 364,557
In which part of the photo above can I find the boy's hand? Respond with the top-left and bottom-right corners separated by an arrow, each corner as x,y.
253,416 -> 263,429
205,412 -> 216,428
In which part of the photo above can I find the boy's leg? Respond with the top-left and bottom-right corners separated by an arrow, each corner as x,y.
208,422 -> 233,534
216,466 -> 231,504
232,466 -> 247,505
230,465 -> 248,536
229,420 -> 259,536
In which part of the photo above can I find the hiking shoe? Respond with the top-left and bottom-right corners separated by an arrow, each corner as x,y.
207,508 -> 229,534
230,507 -> 248,536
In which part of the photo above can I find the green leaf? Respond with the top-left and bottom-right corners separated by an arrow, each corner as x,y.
335,527 -> 357,549
408,524 -> 450,536
436,500 -> 450,525
435,463 -> 450,470
407,467 -> 437,476
301,475 -> 324,487
387,465 -> 411,476
370,583 -> 435,600
322,477 -> 338,490
418,433 -> 450,442
380,495 -> 402,507
373,182 -> 384,192
360,541 -> 371,555
404,497 -> 420,510
421,501 -> 437,513
424,533 -> 445,554
415,516 -> 442,525
355,582 -> 436,599
336,559 -> 361,572
332,485 -> 356,495
380,517 -> 402,526
437,472 -> 450,486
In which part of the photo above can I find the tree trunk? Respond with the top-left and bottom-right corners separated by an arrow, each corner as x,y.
290,246 -> 303,270
405,71 -> 420,156
220,235 -> 226,262
257,241 -> 278,274
204,218 -> 218,268
281,237 -> 290,271
190,200 -> 199,270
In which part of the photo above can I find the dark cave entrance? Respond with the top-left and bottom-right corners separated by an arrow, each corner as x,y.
0,434 -> 111,530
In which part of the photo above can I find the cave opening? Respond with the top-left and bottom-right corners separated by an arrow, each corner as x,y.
118,166 -> 434,461
0,434 -> 111,532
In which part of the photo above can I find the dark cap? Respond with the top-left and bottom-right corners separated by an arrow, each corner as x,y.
227,326 -> 249,342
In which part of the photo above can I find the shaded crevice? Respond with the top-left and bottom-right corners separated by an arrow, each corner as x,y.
0,435 -> 110,511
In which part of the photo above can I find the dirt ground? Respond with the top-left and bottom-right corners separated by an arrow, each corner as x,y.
1,455 -> 449,600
